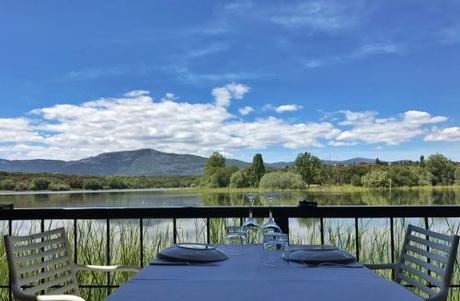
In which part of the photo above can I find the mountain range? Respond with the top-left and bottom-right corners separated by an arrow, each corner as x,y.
0,149 -> 380,176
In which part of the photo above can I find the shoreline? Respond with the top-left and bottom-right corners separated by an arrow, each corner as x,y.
0,187 -> 184,196
1,184 -> 460,196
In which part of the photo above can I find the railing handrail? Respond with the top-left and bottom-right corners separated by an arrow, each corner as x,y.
3,205 -> 460,219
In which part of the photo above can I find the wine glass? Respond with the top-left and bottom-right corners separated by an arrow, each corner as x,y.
242,193 -> 260,243
262,193 -> 281,232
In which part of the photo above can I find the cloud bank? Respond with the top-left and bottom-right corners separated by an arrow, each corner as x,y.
0,83 -> 457,160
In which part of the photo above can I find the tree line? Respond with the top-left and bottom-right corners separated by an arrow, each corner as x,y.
1,153 -> 458,191
0,172 -> 198,191
200,152 -> 460,189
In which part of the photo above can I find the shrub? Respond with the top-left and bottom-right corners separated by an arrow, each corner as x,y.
361,170 -> 390,188
0,179 -> 16,190
33,178 -> 51,190
83,179 -> 104,190
229,170 -> 250,188
14,182 -> 32,191
259,172 -> 305,189
68,178 -> 84,189
48,183 -> 71,191
388,166 -> 419,187
350,175 -> 362,186
426,154 -> 456,185
107,177 -> 129,189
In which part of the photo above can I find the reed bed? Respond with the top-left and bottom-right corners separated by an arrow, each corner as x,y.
1,218 -> 460,301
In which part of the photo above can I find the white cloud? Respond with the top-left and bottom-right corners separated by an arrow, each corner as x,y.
304,43 -> 405,68
212,83 -> 250,107
335,110 -> 448,145
424,127 -> 460,142
275,104 -> 303,113
263,104 -> 302,113
225,0 -> 364,33
0,118 -> 43,143
238,106 -> 254,115
0,84 -> 458,161
124,90 -> 150,97
0,84 -> 340,160
65,66 -> 126,80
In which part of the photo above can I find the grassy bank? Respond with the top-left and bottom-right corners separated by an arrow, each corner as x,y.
171,184 -> 460,194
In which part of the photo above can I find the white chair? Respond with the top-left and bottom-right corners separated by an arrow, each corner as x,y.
4,227 -> 140,301
366,224 -> 459,301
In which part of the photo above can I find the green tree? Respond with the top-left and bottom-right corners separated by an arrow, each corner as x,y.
207,166 -> 238,188
107,176 -> 129,189
15,182 -> 32,191
417,168 -> 433,186
229,170 -> 250,188
388,166 -> 419,187
426,154 -> 456,185
48,183 -> 71,191
456,166 -> 460,184
361,170 -> 390,188
419,155 -> 425,168
204,152 -> 225,175
294,152 -> 322,187
33,178 -> 51,190
0,179 -> 15,190
83,179 -> 104,190
201,152 -> 226,187
259,171 -> 305,189
68,177 -> 84,189
249,153 -> 266,187
350,175 -> 362,186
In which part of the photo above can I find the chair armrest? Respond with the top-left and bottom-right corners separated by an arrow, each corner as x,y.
364,263 -> 398,270
36,295 -> 86,301
12,285 -> 86,301
75,264 -> 140,272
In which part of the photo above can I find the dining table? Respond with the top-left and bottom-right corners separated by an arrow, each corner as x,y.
105,244 -> 422,301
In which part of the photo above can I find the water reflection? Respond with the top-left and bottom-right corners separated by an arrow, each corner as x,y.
1,188 -> 460,208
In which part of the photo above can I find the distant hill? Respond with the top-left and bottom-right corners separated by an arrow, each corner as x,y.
323,157 -> 378,165
0,149 -> 388,176
0,149 -> 249,176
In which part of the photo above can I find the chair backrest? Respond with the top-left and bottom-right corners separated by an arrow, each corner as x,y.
395,224 -> 459,301
4,227 -> 80,298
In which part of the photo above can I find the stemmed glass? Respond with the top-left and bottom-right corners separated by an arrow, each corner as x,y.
262,192 -> 281,232
241,193 -> 260,243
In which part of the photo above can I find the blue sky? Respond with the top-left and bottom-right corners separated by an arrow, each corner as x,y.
1,0 -> 460,162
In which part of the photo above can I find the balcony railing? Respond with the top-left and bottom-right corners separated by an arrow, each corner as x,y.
1,205 -> 460,300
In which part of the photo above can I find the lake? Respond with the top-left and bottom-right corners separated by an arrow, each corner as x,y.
2,187 -> 460,208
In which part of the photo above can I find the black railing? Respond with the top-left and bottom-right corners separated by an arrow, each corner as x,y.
2,205 -> 460,300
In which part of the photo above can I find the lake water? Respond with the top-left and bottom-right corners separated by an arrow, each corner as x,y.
2,187 -> 460,208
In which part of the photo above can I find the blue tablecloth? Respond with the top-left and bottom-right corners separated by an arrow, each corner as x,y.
106,245 -> 421,301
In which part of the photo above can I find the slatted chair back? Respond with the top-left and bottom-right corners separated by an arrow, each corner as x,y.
4,227 -> 80,298
394,224 -> 459,301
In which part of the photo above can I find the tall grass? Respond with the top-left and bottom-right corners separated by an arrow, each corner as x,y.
2,218 -> 460,301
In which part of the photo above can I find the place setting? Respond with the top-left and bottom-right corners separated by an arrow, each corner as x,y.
150,243 -> 228,266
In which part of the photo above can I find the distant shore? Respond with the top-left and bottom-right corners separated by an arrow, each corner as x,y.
2,184 -> 460,196
0,187 -> 181,195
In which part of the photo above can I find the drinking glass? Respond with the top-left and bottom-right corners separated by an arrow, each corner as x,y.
262,232 -> 289,266
263,232 -> 288,250
262,193 -> 281,232
223,225 -> 247,254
